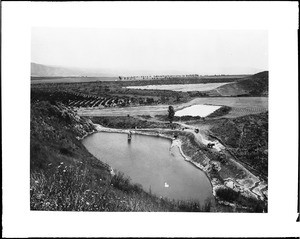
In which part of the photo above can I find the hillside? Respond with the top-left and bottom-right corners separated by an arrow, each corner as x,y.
209,112 -> 268,179
209,71 -> 268,97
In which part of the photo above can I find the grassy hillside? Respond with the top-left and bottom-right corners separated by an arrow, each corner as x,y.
209,71 -> 268,97
209,112 -> 268,179
30,100 -> 212,211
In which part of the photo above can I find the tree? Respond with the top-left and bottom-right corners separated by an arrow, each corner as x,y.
168,105 -> 175,124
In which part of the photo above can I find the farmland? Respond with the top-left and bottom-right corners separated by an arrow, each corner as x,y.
75,96 -> 267,118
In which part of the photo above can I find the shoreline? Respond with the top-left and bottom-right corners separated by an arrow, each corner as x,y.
81,123 -> 219,205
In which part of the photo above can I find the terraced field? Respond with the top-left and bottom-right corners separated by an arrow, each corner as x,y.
67,94 -> 131,108
31,90 -> 132,108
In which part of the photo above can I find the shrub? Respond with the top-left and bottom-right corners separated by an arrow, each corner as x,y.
176,198 -> 212,212
111,171 -> 143,194
216,187 -> 239,202
59,147 -> 73,156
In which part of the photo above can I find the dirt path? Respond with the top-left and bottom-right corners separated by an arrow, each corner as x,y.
177,121 -> 267,201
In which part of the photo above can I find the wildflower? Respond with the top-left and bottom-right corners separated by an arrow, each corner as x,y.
60,162 -> 64,165
86,202 -> 90,205
63,170 -> 66,173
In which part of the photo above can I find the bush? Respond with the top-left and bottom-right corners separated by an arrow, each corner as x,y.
59,147 -> 73,156
176,198 -> 212,212
216,187 -> 239,202
111,171 -> 143,194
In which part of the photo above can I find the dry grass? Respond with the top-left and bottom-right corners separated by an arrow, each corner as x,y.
30,164 -> 213,212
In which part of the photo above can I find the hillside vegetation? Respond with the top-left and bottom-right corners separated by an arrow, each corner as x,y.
209,112 -> 268,179
209,71 -> 268,97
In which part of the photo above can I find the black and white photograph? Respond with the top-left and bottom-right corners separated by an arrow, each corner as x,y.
30,28 -> 268,213
2,1 -> 299,238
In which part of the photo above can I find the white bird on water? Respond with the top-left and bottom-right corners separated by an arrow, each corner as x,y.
164,182 -> 169,188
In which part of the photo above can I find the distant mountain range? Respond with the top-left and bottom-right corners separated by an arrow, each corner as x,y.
31,63 -> 117,77
31,62 -> 265,78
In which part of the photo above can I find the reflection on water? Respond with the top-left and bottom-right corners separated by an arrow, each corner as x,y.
82,132 -> 213,204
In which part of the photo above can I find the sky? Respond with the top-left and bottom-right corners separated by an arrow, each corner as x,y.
31,28 -> 268,75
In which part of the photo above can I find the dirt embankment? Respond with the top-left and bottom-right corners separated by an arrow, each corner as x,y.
169,112 -> 268,211
165,128 -> 267,212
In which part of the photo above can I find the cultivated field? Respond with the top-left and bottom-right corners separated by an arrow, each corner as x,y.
77,97 -> 268,118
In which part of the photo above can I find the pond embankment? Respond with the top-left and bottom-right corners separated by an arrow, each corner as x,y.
82,131 -> 213,204
86,118 -> 267,212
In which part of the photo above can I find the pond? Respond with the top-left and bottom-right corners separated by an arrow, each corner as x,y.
175,104 -> 221,117
125,83 -> 230,92
82,132 -> 213,204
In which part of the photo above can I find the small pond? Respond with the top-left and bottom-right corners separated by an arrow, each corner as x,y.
175,104 -> 221,117
82,132 -> 213,204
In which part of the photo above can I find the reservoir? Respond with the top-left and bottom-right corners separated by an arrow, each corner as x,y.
125,83 -> 230,92
82,132 -> 213,204
175,104 -> 221,117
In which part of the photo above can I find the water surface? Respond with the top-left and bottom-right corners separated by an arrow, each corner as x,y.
83,132 -> 213,204
175,104 -> 221,117
125,83 -> 230,92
